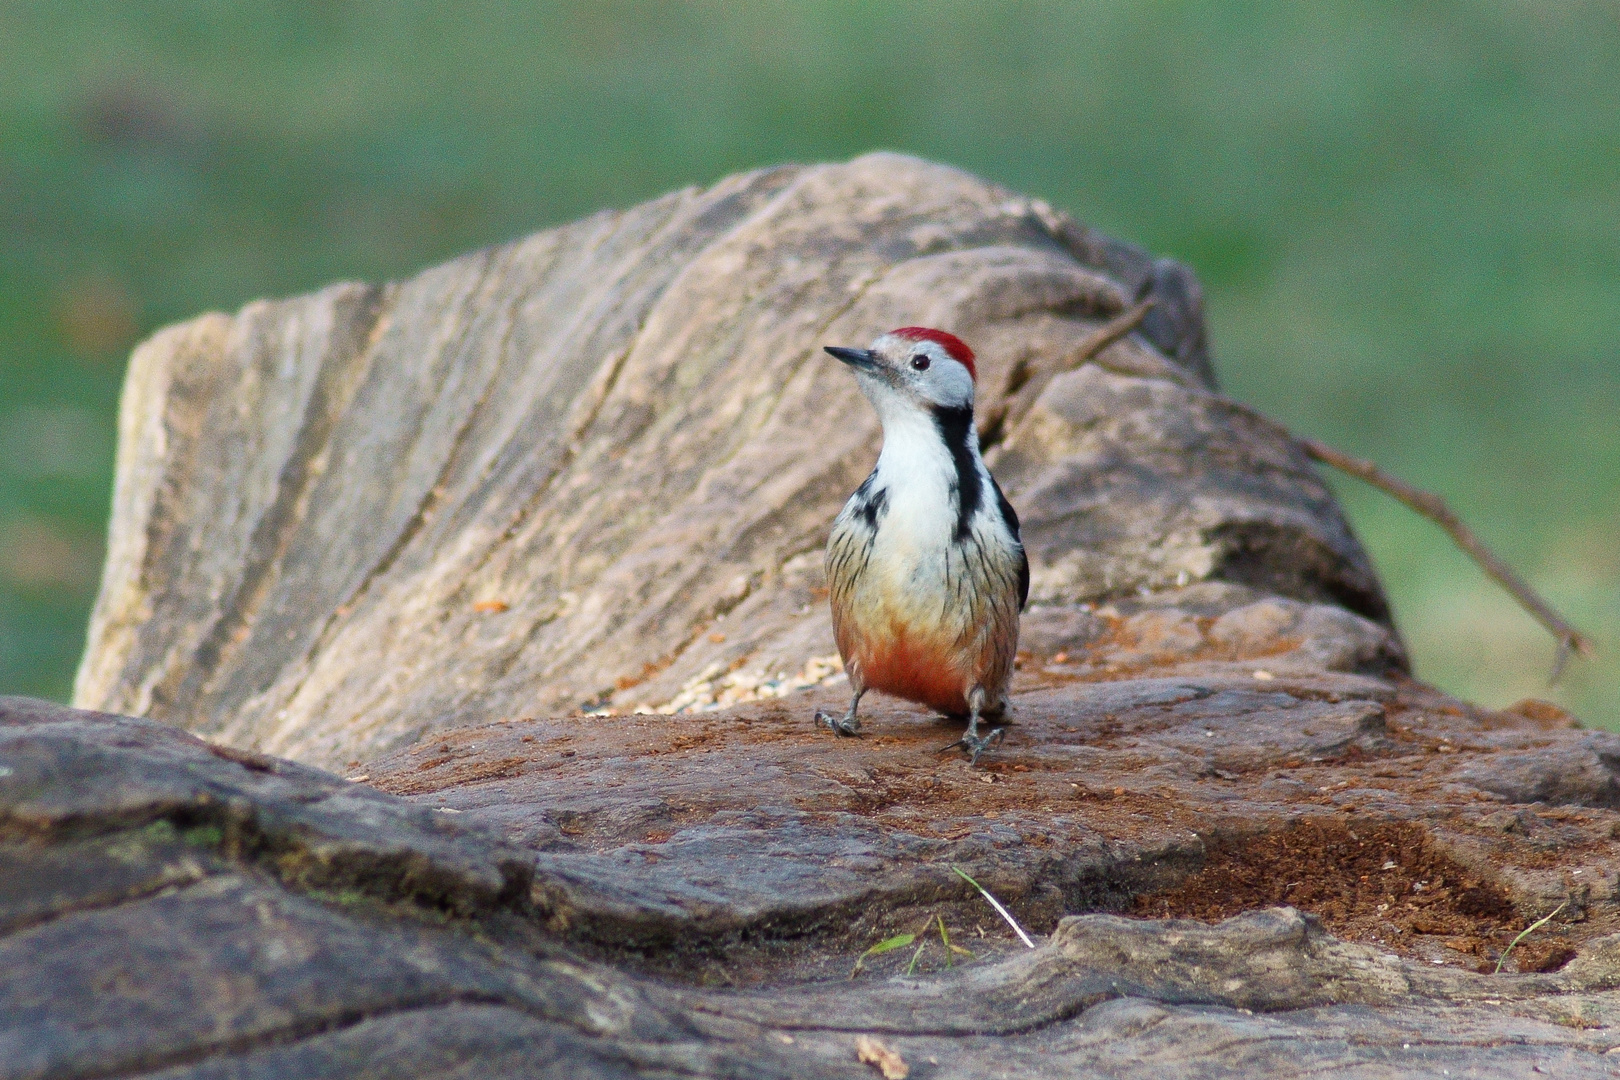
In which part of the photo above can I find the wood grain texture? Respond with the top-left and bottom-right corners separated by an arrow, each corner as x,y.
9,661 -> 1620,1078
74,154 -> 1387,770
15,158 -> 1618,1075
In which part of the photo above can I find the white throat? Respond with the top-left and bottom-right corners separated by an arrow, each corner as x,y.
867,399 -> 981,552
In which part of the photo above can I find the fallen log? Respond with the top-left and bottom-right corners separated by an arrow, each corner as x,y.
12,155 -> 1609,1078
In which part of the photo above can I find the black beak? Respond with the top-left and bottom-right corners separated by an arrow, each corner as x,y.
824,346 -> 879,371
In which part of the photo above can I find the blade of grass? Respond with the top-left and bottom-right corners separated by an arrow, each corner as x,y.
1494,899 -> 1568,975
869,932 -> 916,954
933,916 -> 974,960
851,932 -> 916,978
951,865 -> 1035,949
905,938 -> 927,976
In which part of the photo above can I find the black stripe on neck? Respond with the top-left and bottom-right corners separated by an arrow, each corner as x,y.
852,471 -> 887,531
930,404 -> 981,542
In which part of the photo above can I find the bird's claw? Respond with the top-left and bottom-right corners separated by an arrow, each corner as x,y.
815,709 -> 862,737
938,726 -> 1004,765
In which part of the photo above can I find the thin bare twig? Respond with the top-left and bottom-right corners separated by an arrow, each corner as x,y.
1045,299 -> 1592,680
1298,437 -> 1593,676
1063,298 -> 1157,370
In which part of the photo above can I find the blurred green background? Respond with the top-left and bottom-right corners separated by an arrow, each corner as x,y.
1,1 -> 1615,724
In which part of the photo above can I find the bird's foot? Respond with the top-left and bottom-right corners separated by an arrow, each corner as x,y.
938,726 -> 1004,765
815,709 -> 862,737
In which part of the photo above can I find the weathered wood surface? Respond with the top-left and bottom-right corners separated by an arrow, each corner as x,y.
7,676 -> 1620,1078
74,153 -> 1386,770
13,156 -> 1613,1077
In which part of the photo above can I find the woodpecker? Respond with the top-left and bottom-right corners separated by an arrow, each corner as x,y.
816,327 -> 1028,764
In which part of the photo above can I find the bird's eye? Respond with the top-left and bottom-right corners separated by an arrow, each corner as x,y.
910,354 -> 931,371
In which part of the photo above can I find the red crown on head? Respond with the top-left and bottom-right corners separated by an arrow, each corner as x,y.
891,327 -> 976,382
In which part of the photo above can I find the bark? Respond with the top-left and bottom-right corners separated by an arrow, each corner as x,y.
11,156 -> 1610,1077
74,153 -> 1385,770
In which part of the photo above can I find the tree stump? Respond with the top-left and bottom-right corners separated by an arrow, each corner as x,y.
1,155 -> 1612,1077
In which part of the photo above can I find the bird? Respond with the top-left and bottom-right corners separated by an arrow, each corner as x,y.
815,327 -> 1028,764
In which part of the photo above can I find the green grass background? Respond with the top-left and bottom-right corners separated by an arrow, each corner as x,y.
1,1 -> 1615,725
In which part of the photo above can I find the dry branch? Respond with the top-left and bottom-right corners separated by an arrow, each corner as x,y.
1297,438 -> 1593,676
1064,298 -> 1157,368
1060,313 -> 1593,675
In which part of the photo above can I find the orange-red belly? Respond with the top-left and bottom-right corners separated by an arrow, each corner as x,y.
855,628 -> 969,716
